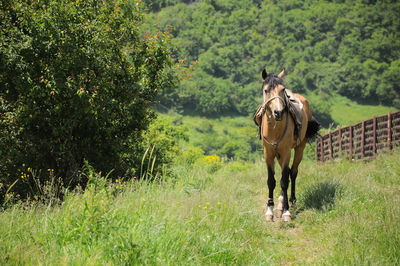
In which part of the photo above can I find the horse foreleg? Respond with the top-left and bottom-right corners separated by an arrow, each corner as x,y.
265,152 -> 275,222
280,167 -> 291,222
266,166 -> 276,221
290,140 -> 307,207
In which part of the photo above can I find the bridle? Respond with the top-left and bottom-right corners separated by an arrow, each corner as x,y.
259,93 -> 289,154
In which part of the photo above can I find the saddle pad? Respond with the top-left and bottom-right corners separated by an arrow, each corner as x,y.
285,89 -> 303,130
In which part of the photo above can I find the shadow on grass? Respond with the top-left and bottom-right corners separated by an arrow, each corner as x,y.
298,181 -> 341,212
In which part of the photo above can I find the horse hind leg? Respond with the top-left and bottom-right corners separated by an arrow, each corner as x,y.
276,194 -> 284,219
265,202 -> 274,222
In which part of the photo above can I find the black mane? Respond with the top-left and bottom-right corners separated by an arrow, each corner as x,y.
263,73 -> 284,91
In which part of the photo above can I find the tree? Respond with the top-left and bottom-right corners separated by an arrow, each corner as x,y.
0,0 -> 176,198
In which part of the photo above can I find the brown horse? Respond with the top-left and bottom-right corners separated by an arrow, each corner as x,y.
256,69 -> 320,222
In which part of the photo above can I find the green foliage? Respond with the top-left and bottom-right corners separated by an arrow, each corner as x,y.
146,0 -> 399,119
141,116 -> 188,178
0,0 -> 177,198
176,146 -> 205,165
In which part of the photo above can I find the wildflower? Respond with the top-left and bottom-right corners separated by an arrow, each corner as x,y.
27,167 -> 31,171
217,202 -> 221,205
198,205 -> 202,208
206,202 -> 210,205
115,179 -> 119,183
203,206 -> 207,210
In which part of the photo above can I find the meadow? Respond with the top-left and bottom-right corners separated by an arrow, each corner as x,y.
1,146 -> 399,265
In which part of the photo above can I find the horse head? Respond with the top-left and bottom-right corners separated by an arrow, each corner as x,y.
261,69 -> 287,121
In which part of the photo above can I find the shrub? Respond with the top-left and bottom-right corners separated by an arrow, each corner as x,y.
140,116 -> 188,179
197,155 -> 222,173
0,0 -> 177,200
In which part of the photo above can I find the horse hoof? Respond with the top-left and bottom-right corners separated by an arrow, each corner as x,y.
276,195 -> 284,218
282,210 -> 291,222
265,206 -> 274,222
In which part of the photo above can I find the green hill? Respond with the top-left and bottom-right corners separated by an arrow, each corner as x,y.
144,0 -> 400,121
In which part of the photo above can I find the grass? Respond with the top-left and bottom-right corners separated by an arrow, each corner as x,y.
329,94 -> 396,126
1,147 -> 399,265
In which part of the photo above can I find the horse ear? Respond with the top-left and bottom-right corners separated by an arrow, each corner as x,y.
278,68 -> 286,78
262,69 -> 268,80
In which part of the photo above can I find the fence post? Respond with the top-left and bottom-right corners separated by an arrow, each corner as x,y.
329,132 -> 333,159
315,138 -> 319,161
373,116 -> 376,155
339,128 -> 342,153
320,136 -> 324,162
361,121 -> 365,158
349,125 -> 353,160
388,112 -> 392,150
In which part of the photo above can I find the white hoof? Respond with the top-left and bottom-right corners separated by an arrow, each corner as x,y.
282,210 -> 291,222
265,206 -> 274,222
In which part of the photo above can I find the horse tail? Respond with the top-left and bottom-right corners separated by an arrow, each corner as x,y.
306,116 -> 321,140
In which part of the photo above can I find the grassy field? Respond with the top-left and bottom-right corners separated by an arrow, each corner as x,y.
329,94 -> 397,126
1,147 -> 399,265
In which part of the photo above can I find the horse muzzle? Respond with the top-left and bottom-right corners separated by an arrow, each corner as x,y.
273,109 -> 284,121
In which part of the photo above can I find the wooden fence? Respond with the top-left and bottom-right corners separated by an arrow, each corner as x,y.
315,111 -> 400,162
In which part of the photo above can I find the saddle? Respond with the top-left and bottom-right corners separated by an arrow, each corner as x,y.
253,89 -> 303,140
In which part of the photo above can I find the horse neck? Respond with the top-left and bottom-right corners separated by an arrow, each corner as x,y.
262,112 -> 289,141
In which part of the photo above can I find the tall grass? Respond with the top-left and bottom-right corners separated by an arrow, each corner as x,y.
0,149 -> 399,265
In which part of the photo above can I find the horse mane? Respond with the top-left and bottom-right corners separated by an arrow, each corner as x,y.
263,73 -> 284,92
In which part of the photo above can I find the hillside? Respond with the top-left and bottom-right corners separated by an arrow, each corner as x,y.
1,148 -> 399,264
144,0 -> 400,123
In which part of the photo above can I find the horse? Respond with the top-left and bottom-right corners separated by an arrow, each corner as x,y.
255,69 -> 320,222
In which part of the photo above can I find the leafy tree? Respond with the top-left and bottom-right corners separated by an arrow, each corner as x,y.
0,0 -> 176,198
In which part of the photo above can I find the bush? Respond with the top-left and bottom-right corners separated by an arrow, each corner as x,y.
177,146 -> 205,166
0,0 -> 177,200
140,116 -> 188,179
197,155 -> 222,173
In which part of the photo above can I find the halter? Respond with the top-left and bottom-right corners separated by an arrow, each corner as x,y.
260,94 -> 289,155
